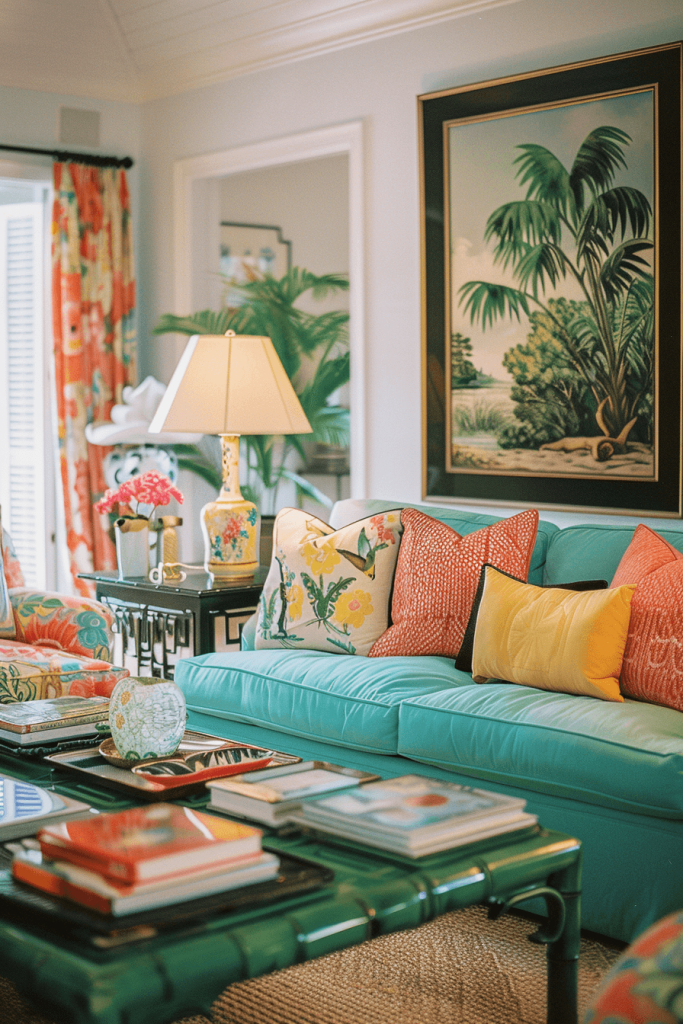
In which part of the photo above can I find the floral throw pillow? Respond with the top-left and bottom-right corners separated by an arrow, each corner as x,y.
255,508 -> 403,656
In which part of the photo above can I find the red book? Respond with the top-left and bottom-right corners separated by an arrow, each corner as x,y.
37,803 -> 262,884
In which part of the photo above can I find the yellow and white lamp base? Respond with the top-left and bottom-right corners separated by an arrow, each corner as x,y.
201,434 -> 259,579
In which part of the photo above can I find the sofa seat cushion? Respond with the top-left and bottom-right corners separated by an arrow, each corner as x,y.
0,640 -> 128,702
175,650 -> 472,754
398,685 -> 683,818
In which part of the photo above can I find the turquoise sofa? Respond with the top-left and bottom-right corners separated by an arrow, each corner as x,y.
175,499 -> 683,945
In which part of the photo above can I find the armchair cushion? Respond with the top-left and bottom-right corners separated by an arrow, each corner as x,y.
0,640 -> 128,702
10,590 -> 115,661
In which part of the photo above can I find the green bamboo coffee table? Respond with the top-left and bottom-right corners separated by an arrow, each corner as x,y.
0,820 -> 582,1024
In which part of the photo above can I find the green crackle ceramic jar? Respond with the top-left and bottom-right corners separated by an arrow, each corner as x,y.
109,676 -> 187,761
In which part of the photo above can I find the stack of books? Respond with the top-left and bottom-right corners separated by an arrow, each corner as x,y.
0,696 -> 110,747
290,774 -> 538,857
12,802 -> 280,915
207,761 -> 379,825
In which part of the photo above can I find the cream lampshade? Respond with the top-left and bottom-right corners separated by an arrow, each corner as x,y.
149,331 -> 312,579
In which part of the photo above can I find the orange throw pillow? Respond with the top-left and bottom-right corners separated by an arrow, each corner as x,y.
368,507 -> 539,659
611,525 -> 683,710
611,524 -> 683,588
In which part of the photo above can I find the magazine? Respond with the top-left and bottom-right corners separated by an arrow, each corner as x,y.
207,761 -> 379,825
293,774 -> 536,856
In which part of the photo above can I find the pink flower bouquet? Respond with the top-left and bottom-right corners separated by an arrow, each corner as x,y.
95,471 -> 183,523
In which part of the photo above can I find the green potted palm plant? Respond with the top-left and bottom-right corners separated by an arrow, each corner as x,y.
153,268 -> 350,550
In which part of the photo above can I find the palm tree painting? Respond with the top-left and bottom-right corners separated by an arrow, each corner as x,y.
448,90 -> 655,480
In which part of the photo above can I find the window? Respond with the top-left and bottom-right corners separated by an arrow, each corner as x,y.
0,177 -> 54,589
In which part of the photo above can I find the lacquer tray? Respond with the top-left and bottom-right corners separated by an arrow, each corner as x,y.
45,732 -> 301,801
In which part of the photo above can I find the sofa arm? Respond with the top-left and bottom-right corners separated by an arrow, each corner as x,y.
240,611 -> 258,651
10,589 -> 115,661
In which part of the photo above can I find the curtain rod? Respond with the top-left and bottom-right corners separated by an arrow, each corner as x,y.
0,143 -> 133,169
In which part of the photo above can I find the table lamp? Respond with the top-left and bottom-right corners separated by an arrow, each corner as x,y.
149,330 -> 312,579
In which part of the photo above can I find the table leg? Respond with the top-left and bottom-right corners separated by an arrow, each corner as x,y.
487,850 -> 582,1024
546,857 -> 582,1024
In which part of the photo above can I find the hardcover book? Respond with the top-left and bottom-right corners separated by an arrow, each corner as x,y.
293,774 -> 536,856
0,697 -> 110,746
207,761 -> 379,825
13,848 -> 280,916
38,803 -> 263,883
0,697 -> 110,732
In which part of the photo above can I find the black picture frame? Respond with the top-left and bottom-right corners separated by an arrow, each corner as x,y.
420,42 -> 682,516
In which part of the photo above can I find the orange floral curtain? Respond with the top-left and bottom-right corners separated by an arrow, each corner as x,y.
52,163 -> 136,595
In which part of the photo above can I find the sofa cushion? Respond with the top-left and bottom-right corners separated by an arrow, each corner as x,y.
470,566 -> 634,702
255,508 -> 403,656
611,524 -> 683,588
0,640 -> 128,702
543,523 -> 683,587
398,685 -> 683,818
329,499 -> 557,586
175,650 -> 471,754
610,528 -> 683,711
369,507 -> 539,659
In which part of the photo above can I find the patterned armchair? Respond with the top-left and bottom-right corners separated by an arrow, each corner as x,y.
0,528 -> 129,703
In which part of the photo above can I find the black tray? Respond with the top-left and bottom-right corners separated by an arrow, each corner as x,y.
44,736 -> 301,801
0,851 -> 333,950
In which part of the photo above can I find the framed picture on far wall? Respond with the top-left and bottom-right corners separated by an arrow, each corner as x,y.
220,221 -> 292,292
419,42 -> 682,517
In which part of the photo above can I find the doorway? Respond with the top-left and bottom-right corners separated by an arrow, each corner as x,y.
172,122 -> 365,502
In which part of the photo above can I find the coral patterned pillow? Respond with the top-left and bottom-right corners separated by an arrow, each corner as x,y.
610,525 -> 683,710
369,507 -> 539,659
255,507 -> 403,656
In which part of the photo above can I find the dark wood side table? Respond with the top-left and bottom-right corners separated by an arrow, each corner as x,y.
79,569 -> 268,679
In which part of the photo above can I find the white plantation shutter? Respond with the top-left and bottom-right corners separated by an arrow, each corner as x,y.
0,202 -> 46,588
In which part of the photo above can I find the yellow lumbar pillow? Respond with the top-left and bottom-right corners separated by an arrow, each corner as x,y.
471,566 -> 636,702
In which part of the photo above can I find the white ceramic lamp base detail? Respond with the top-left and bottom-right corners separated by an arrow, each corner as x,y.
109,676 -> 187,761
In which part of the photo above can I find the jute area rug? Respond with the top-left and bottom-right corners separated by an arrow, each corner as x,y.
0,905 -> 624,1024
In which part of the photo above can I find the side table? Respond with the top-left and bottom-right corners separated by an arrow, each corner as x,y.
79,569 -> 268,678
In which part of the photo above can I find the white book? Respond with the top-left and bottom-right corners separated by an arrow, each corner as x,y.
0,721 -> 102,747
207,761 -> 377,826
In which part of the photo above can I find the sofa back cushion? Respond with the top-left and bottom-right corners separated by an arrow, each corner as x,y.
329,499 -> 558,586
544,523 -> 683,586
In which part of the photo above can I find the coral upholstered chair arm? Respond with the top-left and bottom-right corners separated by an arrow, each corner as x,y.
9,590 -> 116,661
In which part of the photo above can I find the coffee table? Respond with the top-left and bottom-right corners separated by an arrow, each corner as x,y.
0,743 -> 582,1024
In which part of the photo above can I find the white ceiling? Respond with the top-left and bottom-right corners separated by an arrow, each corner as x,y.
0,0 -> 521,103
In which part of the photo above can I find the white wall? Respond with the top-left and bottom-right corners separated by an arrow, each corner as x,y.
219,155 -> 349,283
138,0 -> 683,527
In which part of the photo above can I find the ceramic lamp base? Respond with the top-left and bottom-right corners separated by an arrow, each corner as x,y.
201,496 -> 260,579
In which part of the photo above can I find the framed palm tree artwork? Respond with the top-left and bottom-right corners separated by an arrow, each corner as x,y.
420,42 -> 682,516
